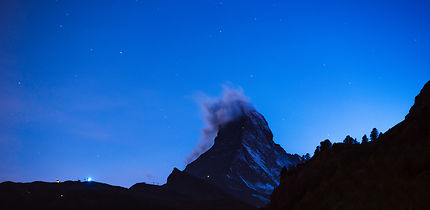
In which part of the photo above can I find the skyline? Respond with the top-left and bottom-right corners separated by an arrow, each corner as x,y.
1,0 -> 430,187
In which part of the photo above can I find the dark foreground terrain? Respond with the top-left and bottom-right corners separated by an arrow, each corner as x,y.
268,81 -> 430,210
0,168 -> 255,210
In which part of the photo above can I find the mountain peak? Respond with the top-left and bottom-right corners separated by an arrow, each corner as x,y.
213,110 -> 272,146
185,110 -> 301,207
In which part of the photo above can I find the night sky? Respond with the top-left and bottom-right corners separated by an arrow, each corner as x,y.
1,0 -> 430,187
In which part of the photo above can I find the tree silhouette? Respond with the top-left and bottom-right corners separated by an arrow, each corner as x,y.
343,135 -> 358,144
378,132 -> 384,140
314,145 -> 321,156
303,153 -> 310,161
315,139 -> 332,156
362,134 -> 368,144
370,128 -> 379,141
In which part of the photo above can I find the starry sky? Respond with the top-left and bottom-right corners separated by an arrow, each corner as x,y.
1,0 -> 430,187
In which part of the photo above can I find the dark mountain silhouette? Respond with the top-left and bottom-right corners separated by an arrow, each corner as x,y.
0,169 -> 255,210
185,110 -> 302,207
268,81 -> 430,210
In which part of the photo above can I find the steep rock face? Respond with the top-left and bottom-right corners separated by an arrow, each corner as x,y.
268,81 -> 430,210
185,111 -> 301,207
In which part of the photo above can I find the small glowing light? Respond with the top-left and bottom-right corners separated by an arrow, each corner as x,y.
206,175 -> 210,178
87,177 -> 92,182
56,180 -> 60,183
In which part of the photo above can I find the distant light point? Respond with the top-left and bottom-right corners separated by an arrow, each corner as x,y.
86,177 -> 92,182
119,50 -> 124,54
17,81 -> 21,85
253,17 -> 257,21
90,48 -> 94,52
59,24 -> 63,28
322,63 -> 327,67
218,29 -> 223,33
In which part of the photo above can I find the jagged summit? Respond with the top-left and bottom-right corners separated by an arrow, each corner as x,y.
185,110 -> 301,207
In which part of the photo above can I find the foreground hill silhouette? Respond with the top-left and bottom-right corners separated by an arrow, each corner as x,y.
268,81 -> 430,210
0,169 -> 255,210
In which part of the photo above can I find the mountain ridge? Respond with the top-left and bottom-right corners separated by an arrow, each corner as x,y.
185,110 -> 302,207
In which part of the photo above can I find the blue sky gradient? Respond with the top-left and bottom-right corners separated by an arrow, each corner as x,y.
1,0 -> 430,187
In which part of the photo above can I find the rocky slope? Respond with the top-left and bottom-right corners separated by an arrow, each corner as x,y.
185,110 -> 302,207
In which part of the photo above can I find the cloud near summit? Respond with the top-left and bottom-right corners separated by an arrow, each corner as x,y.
186,86 -> 255,163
